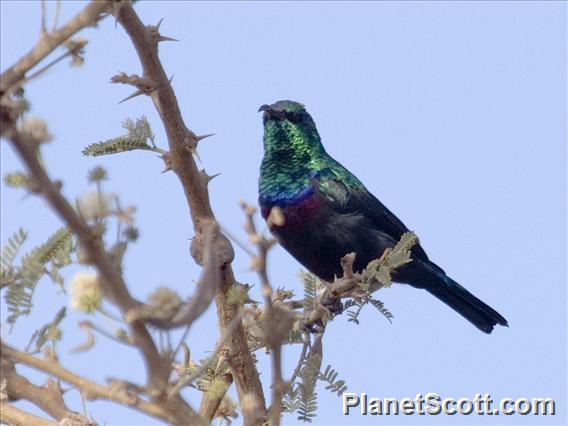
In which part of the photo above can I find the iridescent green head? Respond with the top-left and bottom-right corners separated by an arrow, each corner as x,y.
258,100 -> 328,203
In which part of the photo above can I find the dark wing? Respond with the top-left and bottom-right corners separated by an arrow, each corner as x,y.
317,177 -> 430,262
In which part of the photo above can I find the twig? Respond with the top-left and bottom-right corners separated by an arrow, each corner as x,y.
1,356 -> 94,424
304,233 -> 416,328
0,402 -> 57,426
219,223 -> 255,257
1,342 -> 207,426
172,220 -> 220,334
286,333 -> 310,394
52,0 -> 61,32
0,0 -> 112,94
5,129 -> 170,396
72,320 -> 135,354
168,309 -> 244,399
126,221 -> 221,334
240,202 -> 276,308
7,45 -> 84,97
40,0 -> 47,35
240,202 -> 293,426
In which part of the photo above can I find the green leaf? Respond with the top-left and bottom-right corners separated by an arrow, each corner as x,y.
282,385 -> 301,413
369,298 -> 394,323
83,116 -> 156,157
33,307 -> 66,351
297,352 -> 321,423
364,231 -> 418,288
82,136 -> 153,157
319,364 -> 348,396
299,270 -> 319,314
1,228 -> 27,273
4,228 -> 71,326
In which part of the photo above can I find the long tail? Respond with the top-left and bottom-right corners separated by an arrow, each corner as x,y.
425,274 -> 508,334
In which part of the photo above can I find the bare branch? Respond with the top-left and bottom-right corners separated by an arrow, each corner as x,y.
0,0 -> 112,94
240,202 -> 293,426
52,0 -> 61,32
0,402 -> 57,426
9,39 -> 88,96
0,342 -> 207,426
1,356 -> 94,424
40,0 -> 47,35
134,220 -> 221,333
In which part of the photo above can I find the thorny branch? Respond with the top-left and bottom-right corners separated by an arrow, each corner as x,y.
1,0 -> 179,399
0,1 -> 416,424
1,2 -> 208,425
114,3 -> 266,423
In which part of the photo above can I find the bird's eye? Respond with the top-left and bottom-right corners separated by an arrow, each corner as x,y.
286,111 -> 304,124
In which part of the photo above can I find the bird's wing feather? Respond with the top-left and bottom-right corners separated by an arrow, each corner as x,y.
317,175 -> 430,261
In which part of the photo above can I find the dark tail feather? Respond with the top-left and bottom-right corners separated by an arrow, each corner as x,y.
426,275 -> 508,334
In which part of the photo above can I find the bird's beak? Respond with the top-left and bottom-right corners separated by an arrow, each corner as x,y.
259,104 -> 284,120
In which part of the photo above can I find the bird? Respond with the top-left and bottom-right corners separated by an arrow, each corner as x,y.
257,100 -> 508,334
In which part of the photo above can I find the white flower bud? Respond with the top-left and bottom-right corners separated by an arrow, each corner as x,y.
76,191 -> 112,221
69,271 -> 102,313
19,117 -> 52,143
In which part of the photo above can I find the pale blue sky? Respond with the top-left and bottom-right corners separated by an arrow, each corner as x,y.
1,1 -> 566,425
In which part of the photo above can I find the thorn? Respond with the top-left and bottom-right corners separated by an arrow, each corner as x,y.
200,169 -> 221,184
168,75 -> 174,84
182,135 -> 200,161
195,133 -> 215,142
118,89 -> 145,104
156,18 -> 164,30
208,172 -> 221,182
160,152 -> 173,173
158,35 -> 178,42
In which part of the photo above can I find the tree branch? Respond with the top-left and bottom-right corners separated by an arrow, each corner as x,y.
1,356 -> 94,424
241,203 -> 294,426
0,402 -> 57,426
4,129 -> 170,397
0,0 -> 111,94
115,4 -> 266,423
198,371 -> 233,421
0,342 -> 207,426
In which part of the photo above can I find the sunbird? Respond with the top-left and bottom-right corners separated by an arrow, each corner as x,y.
258,100 -> 507,333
